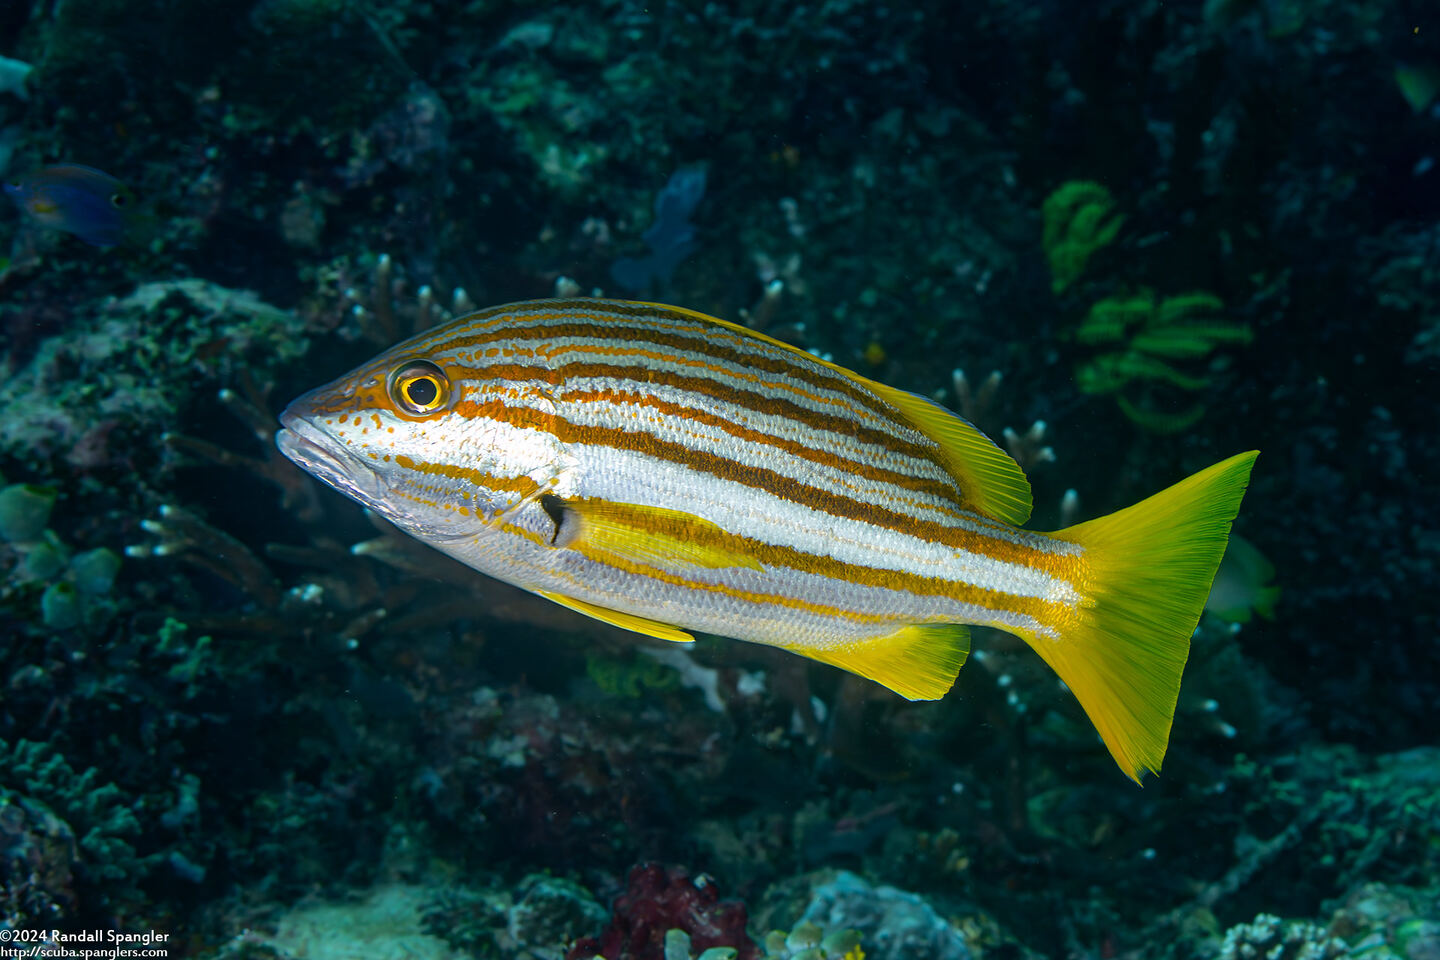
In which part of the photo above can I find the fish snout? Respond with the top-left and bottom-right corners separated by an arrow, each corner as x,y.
275,393 -> 388,511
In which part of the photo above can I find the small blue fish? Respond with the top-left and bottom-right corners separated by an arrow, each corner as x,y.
4,163 -> 136,246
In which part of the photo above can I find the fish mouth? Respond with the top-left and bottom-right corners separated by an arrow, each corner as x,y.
275,411 -> 388,511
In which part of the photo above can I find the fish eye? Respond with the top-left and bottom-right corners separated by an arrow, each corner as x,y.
388,359 -> 451,415
110,192 -> 128,208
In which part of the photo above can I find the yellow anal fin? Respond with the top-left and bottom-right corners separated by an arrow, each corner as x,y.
550,496 -> 763,572
537,589 -> 695,643
786,623 -> 970,701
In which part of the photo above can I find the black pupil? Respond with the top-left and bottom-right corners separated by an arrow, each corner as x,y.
111,193 -> 127,207
406,376 -> 438,407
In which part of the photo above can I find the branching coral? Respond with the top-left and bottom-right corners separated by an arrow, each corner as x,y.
0,738 -> 155,888
944,370 -> 1055,473
309,252 -> 475,347
127,503 -> 282,609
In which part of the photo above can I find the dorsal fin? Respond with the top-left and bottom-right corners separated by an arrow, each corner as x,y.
653,302 -> 1034,525
864,382 -> 1033,525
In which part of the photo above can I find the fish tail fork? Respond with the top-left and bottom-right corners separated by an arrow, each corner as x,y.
1027,451 -> 1259,783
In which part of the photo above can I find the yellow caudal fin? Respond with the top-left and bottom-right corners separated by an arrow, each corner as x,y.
1036,451 -> 1258,782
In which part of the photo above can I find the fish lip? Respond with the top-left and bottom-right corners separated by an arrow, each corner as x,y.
275,411 -> 388,509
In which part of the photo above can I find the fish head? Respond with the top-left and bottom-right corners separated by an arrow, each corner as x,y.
276,339 -> 512,541
277,322 -> 570,544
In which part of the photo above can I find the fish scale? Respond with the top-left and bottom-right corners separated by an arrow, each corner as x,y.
277,297 -> 1257,782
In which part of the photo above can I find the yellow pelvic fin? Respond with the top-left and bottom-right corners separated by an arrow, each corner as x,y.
1035,450 -> 1259,783
786,622 -> 971,701
536,589 -> 695,643
654,302 -> 1034,526
555,497 -> 763,572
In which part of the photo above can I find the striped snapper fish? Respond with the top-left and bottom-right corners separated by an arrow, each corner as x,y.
276,298 -> 1257,782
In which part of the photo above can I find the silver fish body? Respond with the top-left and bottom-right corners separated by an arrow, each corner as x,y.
278,297 -> 1257,781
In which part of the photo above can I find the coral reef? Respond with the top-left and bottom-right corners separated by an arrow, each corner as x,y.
567,864 -> 758,960
765,871 -> 972,960
0,738 -> 154,911
1215,914 -> 1348,960
0,278 -> 309,475
0,0 -> 1436,955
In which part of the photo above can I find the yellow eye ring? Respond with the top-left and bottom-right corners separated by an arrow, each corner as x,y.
388,359 -> 451,415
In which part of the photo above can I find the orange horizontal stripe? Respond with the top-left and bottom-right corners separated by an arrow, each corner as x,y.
428,310 -> 896,421
444,360 -> 944,471
497,515 -> 891,624
533,339 -> 863,414
392,454 -> 543,499
553,386 -> 962,506
574,498 -> 1064,621
451,397 -> 1069,574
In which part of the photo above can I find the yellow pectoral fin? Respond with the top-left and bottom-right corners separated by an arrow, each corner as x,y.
548,496 -> 763,573
786,623 -> 971,701
537,589 -> 695,643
